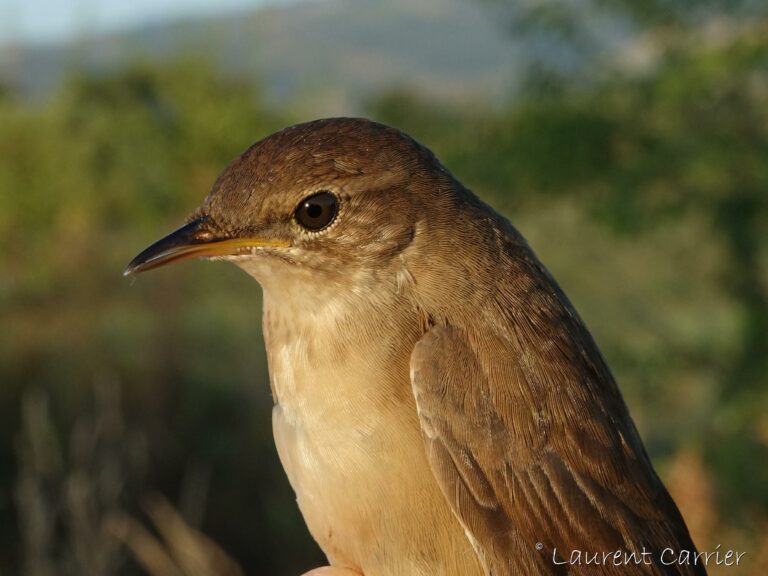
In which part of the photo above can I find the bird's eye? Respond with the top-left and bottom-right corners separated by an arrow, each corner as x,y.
294,191 -> 338,231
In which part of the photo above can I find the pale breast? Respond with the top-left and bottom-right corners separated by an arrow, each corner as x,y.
263,294 -> 483,576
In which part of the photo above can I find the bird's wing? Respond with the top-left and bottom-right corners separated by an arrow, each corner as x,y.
410,319 -> 704,576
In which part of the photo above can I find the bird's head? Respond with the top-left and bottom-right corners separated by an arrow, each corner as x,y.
125,118 -> 463,296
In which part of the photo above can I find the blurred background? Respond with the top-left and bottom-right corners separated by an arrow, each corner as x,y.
1,0 -> 767,574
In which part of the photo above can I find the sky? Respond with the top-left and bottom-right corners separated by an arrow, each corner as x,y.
0,0 -> 301,45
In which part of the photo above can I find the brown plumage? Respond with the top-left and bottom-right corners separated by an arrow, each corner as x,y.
126,118 -> 705,575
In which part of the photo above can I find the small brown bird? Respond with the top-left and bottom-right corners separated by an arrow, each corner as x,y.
126,118 -> 705,576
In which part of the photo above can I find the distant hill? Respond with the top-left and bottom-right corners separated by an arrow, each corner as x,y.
0,0 -> 627,114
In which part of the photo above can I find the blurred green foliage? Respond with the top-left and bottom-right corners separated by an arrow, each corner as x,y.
1,11 -> 767,576
1,62 -> 319,574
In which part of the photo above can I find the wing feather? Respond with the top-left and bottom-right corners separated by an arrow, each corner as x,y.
410,321 -> 704,576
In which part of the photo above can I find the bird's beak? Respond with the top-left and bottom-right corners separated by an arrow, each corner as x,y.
124,216 -> 289,276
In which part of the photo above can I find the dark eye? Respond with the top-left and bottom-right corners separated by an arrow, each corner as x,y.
294,191 -> 338,231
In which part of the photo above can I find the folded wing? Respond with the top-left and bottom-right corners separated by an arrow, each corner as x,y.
410,321 -> 704,576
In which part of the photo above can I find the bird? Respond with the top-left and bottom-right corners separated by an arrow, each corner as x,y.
126,118 -> 706,576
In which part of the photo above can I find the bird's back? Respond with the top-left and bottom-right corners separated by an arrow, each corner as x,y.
408,192 -> 705,575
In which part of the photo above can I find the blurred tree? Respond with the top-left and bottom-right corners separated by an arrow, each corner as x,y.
502,2 -> 768,522
0,60 -> 321,575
